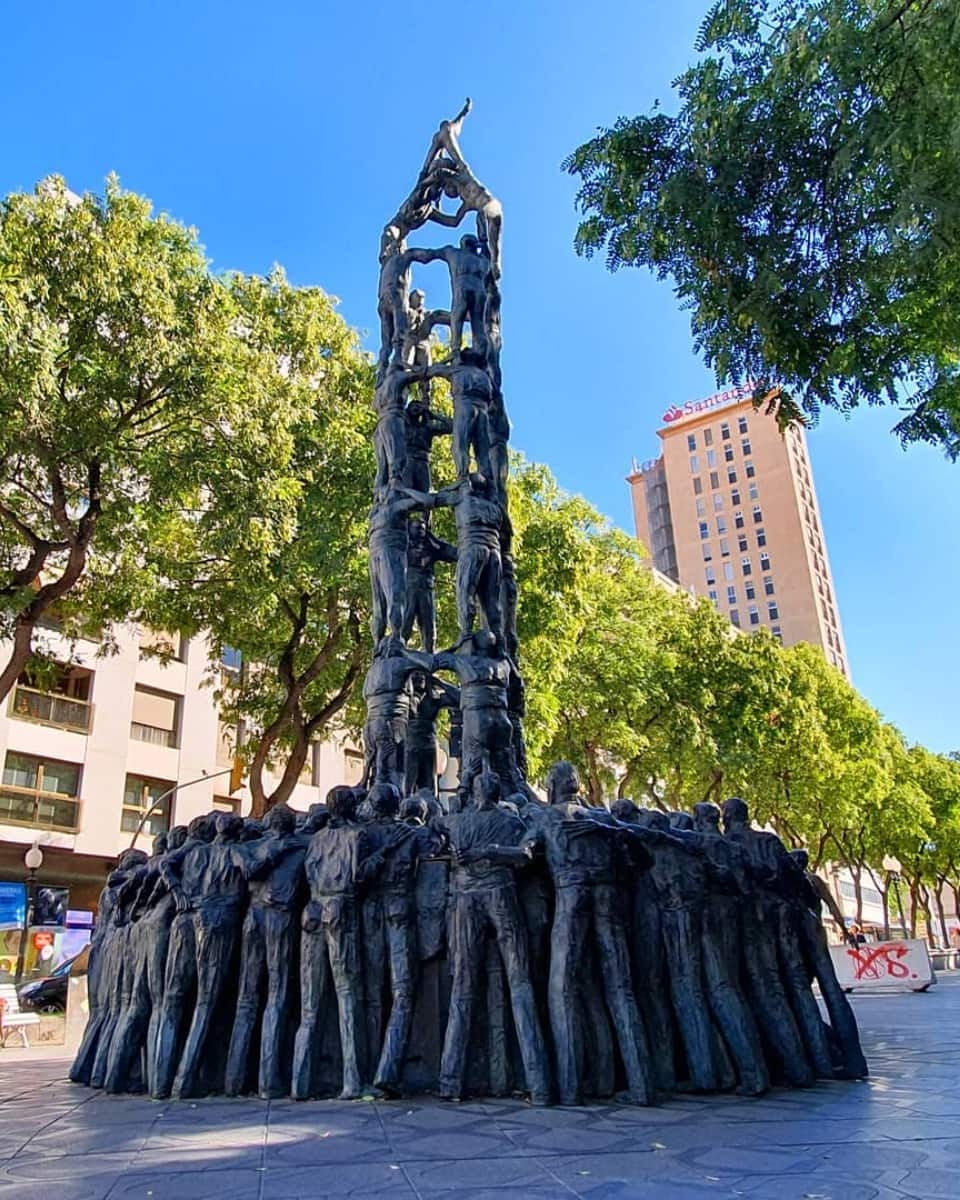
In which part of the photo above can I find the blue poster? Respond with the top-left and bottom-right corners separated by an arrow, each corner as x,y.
0,881 -> 27,929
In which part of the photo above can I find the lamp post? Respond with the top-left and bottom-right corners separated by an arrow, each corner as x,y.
14,842 -> 44,985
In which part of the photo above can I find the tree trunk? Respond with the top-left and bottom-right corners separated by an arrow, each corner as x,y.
934,879 -> 950,947
584,746 -> 604,807
851,864 -> 864,928
908,879 -> 920,939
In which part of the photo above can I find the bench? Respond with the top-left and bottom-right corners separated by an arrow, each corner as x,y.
0,984 -> 41,1048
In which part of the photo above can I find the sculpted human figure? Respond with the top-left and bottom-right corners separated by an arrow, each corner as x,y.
292,786 -> 382,1100
362,638 -> 433,790
224,804 -> 306,1098
403,400 -> 452,494
428,165 -> 504,280
690,802 -> 771,1095
488,386 -> 510,504
419,97 -> 472,177
407,474 -> 505,642
407,235 -> 492,360
150,815 -> 216,1097
377,226 -> 412,376
789,849 -> 868,1079
373,361 -> 420,492
69,848 -> 148,1086
402,518 -> 457,652
523,763 -> 654,1106
360,783 -> 441,1095
162,812 -> 248,1099
403,289 -> 451,400
103,830 -> 185,1094
721,797 -> 818,1087
431,770 -> 550,1103
416,350 -> 494,482
368,486 -> 422,645
403,670 -> 459,795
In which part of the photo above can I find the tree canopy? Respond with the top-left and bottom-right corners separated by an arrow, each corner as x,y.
564,0 -> 960,456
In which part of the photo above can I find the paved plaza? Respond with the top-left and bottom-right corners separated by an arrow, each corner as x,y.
1,976 -> 959,1200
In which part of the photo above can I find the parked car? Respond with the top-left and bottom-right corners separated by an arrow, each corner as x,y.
17,945 -> 89,1014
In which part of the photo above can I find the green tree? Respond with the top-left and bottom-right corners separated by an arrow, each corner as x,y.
0,176 -> 241,697
564,0 -> 960,455
146,271 -> 374,817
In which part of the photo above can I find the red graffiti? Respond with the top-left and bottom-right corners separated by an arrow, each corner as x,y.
847,942 -> 912,981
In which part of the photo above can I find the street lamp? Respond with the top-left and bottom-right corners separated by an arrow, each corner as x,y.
14,842 -> 44,984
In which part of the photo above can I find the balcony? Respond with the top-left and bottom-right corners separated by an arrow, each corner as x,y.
8,685 -> 93,735
0,785 -> 80,833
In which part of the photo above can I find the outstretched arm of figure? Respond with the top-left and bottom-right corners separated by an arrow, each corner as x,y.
423,309 -> 452,335
456,842 -> 528,868
399,483 -> 459,513
431,677 -> 460,708
426,411 -> 454,437
404,247 -> 444,266
427,530 -> 458,565
426,202 -> 471,228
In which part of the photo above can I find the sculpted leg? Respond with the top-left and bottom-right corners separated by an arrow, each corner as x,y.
374,898 -> 417,1094
224,908 -> 266,1096
489,886 -> 550,1103
775,903 -> 834,1078
325,901 -> 364,1099
594,887 -> 654,1105
548,887 -> 590,1105
800,909 -> 867,1079
291,922 -> 328,1100
174,916 -> 238,1099
152,912 -> 197,1099
701,902 -> 768,1096
660,907 -> 718,1092
259,906 -> 297,1098
439,893 -> 484,1099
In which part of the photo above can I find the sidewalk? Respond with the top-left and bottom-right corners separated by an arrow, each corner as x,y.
1,977 -> 958,1199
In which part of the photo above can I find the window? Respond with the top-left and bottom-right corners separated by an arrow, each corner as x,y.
698,520 -> 709,540
726,585 -> 737,605
122,774 -> 174,836
687,433 -> 697,452
745,460 -> 756,478
752,505 -> 762,523
748,605 -> 759,626
140,628 -> 186,663
730,609 -> 741,628
724,444 -> 734,463
221,646 -> 243,672
737,533 -> 748,552
696,498 -> 706,517
130,686 -> 180,749
705,566 -> 716,585
756,527 -> 767,547
741,556 -> 752,577
0,752 -> 81,833
708,589 -> 719,606
703,428 -> 713,446
738,416 -> 749,434
745,580 -> 756,600
748,482 -> 759,501
734,511 -> 744,529
768,600 -> 780,621
9,665 -> 94,734
722,562 -> 734,581
727,467 -> 737,484
706,449 -> 717,467
690,455 -> 699,474
764,576 -> 775,596
702,542 -> 712,562
771,626 -> 782,642
716,516 -> 727,534
713,492 -> 723,511
709,471 -> 720,490
719,538 -> 730,557
759,552 -> 770,571
213,794 -> 241,816
720,422 -> 730,441
741,438 -> 752,455
693,477 -> 703,495
731,488 -> 741,506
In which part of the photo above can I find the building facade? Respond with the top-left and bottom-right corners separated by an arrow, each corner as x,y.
0,625 -> 363,914
628,386 -> 848,676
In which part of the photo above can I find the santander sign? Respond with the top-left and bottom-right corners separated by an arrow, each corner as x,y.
661,381 -> 758,426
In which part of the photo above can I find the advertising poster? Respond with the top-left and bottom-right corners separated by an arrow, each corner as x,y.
0,881 -> 27,929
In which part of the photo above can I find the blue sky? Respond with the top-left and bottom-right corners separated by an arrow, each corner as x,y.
5,1 -> 958,752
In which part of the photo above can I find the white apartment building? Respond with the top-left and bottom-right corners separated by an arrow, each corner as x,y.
0,625 -> 363,912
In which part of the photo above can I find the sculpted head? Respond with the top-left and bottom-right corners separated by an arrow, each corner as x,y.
265,803 -> 296,836
242,818 -> 264,841
645,809 -> 670,833
188,813 -> 215,843
792,848 -> 810,871
459,233 -> 480,254
369,782 -> 401,820
474,771 -> 501,810
326,785 -> 357,823
470,629 -> 498,658
547,761 -> 581,808
215,812 -> 244,842
610,798 -> 639,824
167,825 -> 188,852
152,832 -> 169,856
693,802 -> 721,835
721,796 -> 750,834
399,796 -> 426,825
302,803 -> 329,834
409,288 -> 425,311
670,811 -> 694,832
118,848 -> 148,872
380,224 -> 404,260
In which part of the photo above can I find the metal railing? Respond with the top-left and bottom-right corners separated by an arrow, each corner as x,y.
8,685 -> 93,734
130,722 -> 178,748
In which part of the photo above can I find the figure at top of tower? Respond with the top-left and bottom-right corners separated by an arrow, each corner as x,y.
420,97 -> 472,178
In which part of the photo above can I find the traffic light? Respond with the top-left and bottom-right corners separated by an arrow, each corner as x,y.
229,756 -> 244,795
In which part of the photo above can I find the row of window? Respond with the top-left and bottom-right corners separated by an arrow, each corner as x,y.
691,458 -> 757,483
693,476 -> 761,505
702,539 -> 772,571
698,506 -> 764,537
687,414 -> 749,454
10,678 -> 182,746
707,596 -> 780,626
705,571 -> 776,600
688,439 -> 752,472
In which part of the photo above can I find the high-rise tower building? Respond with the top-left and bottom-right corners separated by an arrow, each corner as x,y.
628,386 -> 848,677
